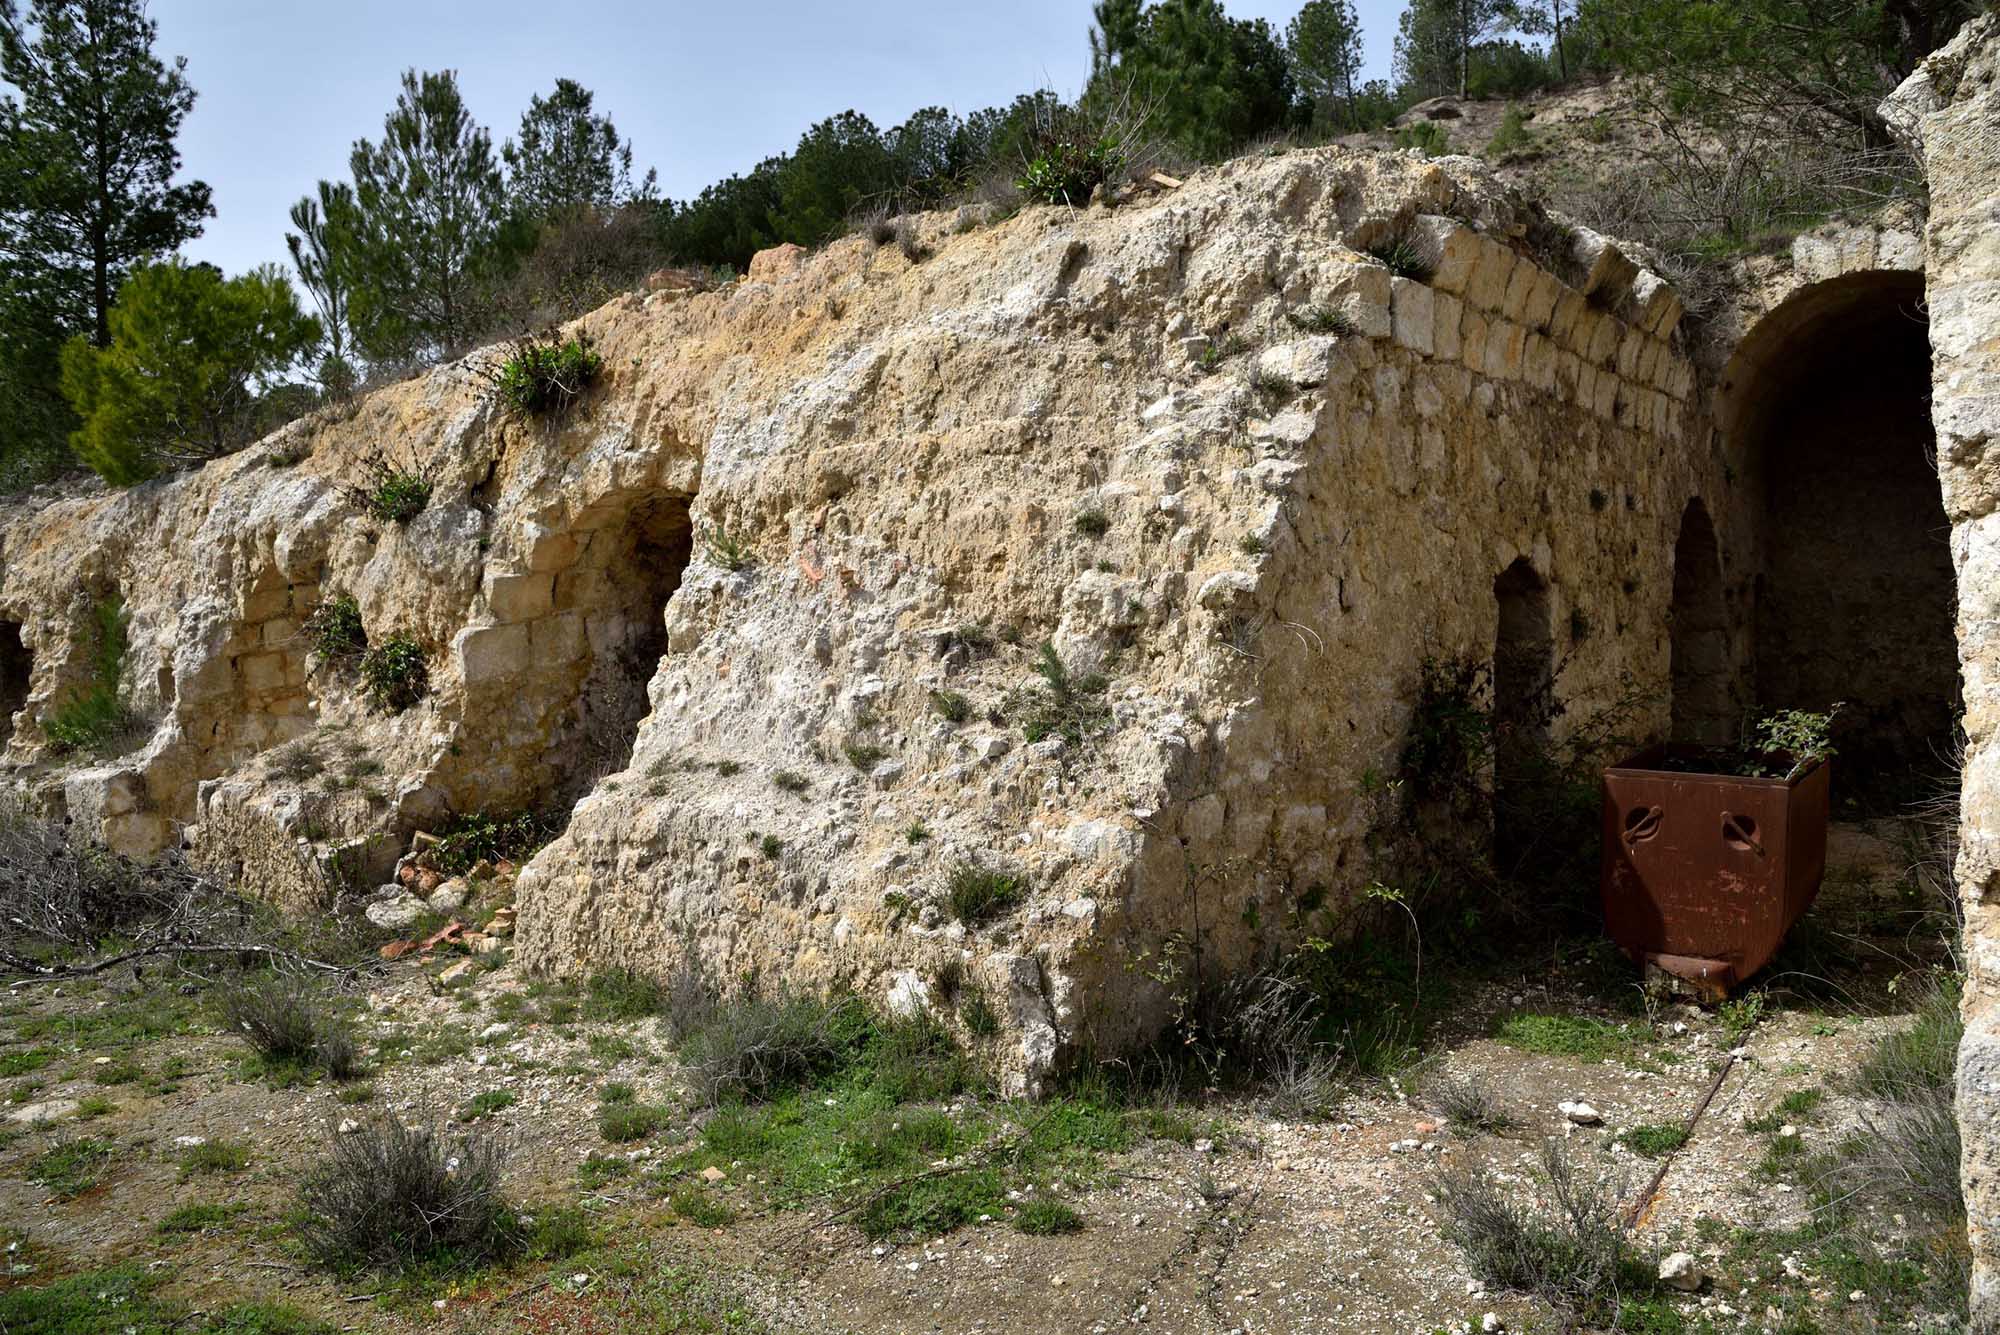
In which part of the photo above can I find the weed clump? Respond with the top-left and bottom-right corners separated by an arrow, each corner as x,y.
429,809 -> 553,875
1428,1074 -> 1515,1133
1435,1139 -> 1652,1322
678,992 -> 864,1106
929,689 -> 971,723
357,634 -> 428,713
303,595 -> 366,662
28,1137 -> 116,1199
946,861 -> 1026,925
490,330 -> 603,414
295,1119 -> 515,1272
1015,642 -> 1109,748
217,976 -> 361,1080
1622,1123 -> 1688,1158
1367,234 -> 1436,282
1014,1197 -> 1084,1235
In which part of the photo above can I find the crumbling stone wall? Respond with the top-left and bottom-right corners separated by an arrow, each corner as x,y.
1886,14 -> 2000,1319
0,148 -> 1733,1096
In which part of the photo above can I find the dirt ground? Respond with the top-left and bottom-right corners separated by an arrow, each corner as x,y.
0,820 -> 1955,1334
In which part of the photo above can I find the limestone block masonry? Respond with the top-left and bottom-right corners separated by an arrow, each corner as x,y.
0,148 -> 1727,1096
1887,15 -> 2000,1323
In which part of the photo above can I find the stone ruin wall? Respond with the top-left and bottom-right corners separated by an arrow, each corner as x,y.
1885,15 -> 2000,1321
0,148 -> 1727,1093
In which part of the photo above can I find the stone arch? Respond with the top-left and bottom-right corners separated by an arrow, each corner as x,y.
1726,266 -> 1955,791
0,620 -> 29,747
1494,557 -> 1553,865
1669,499 -> 1731,744
455,489 -> 695,814
559,494 -> 694,797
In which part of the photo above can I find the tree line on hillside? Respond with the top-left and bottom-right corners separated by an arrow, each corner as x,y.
1,0 -> 1985,491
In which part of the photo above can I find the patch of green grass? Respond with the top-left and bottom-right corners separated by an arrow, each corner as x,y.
0,1265 -> 333,1334
1133,1107 -> 1199,1145
179,1139 -> 252,1179
42,596 -> 134,756
1073,509 -> 1109,538
667,1186 -> 735,1228
772,769 -> 809,793
458,1089 -> 516,1122
579,1154 -> 633,1190
28,1136 -> 116,1199
600,1081 -> 637,1104
159,1202 -> 240,1234
1757,1131 -> 1807,1179
92,1057 -> 145,1085
584,967 -> 666,1021
75,1094 -> 114,1120
337,1083 -> 375,1105
1778,1087 -> 1824,1117
1621,1123 -> 1688,1158
842,739 -> 888,770
1859,973 -> 1960,1098
600,1102 -> 672,1143
1015,1197 -> 1084,1235
589,1033 -> 641,1064
0,1047 -> 53,1076
1492,1012 -> 1642,1064
929,690 -> 971,724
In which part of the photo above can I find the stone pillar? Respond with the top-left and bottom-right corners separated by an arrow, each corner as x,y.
1885,15 -> 2000,1321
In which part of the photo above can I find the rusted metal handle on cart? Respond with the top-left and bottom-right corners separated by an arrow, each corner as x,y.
1622,805 -> 1663,846
1721,810 -> 1765,856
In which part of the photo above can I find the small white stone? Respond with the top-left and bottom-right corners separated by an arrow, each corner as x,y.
1659,1251 -> 1703,1292
337,1118 -> 360,1135
1481,1313 -> 1504,1333
1558,1101 -> 1604,1126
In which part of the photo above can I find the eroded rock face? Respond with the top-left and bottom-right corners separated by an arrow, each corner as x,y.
1885,14 -> 2000,1320
0,147 -> 1727,1094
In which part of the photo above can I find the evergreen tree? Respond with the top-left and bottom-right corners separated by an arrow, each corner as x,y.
285,180 -> 358,385
1086,0 -> 1296,161
502,78 -> 654,221
1576,0 -> 1981,147
0,0 -> 212,488
1396,0 -> 1513,98
1287,0 -> 1366,130
344,69 -> 505,361
61,258 -> 319,484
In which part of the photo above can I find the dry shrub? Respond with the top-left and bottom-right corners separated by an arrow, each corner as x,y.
1434,1139 -> 1648,1321
296,1119 -> 515,1271
217,975 -> 360,1079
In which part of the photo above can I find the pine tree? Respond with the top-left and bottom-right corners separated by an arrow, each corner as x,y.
0,0 -> 211,487
344,69 -> 505,361
285,180 -> 358,382
1287,0 -> 1366,130
501,78 -> 653,222
60,259 -> 319,484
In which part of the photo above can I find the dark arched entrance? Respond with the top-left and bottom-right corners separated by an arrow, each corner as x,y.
1733,272 -> 1956,794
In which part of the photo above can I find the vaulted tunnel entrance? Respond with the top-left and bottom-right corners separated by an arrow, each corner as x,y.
559,494 -> 694,802
1733,272 -> 1956,797
0,622 -> 29,746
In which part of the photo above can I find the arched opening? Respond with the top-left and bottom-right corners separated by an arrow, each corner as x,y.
1669,499 -> 1731,744
1732,272 -> 1955,797
0,621 -> 29,746
1494,558 -> 1553,868
559,495 -> 694,801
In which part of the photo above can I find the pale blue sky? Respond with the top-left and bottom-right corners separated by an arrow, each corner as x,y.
150,0 -> 1409,279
